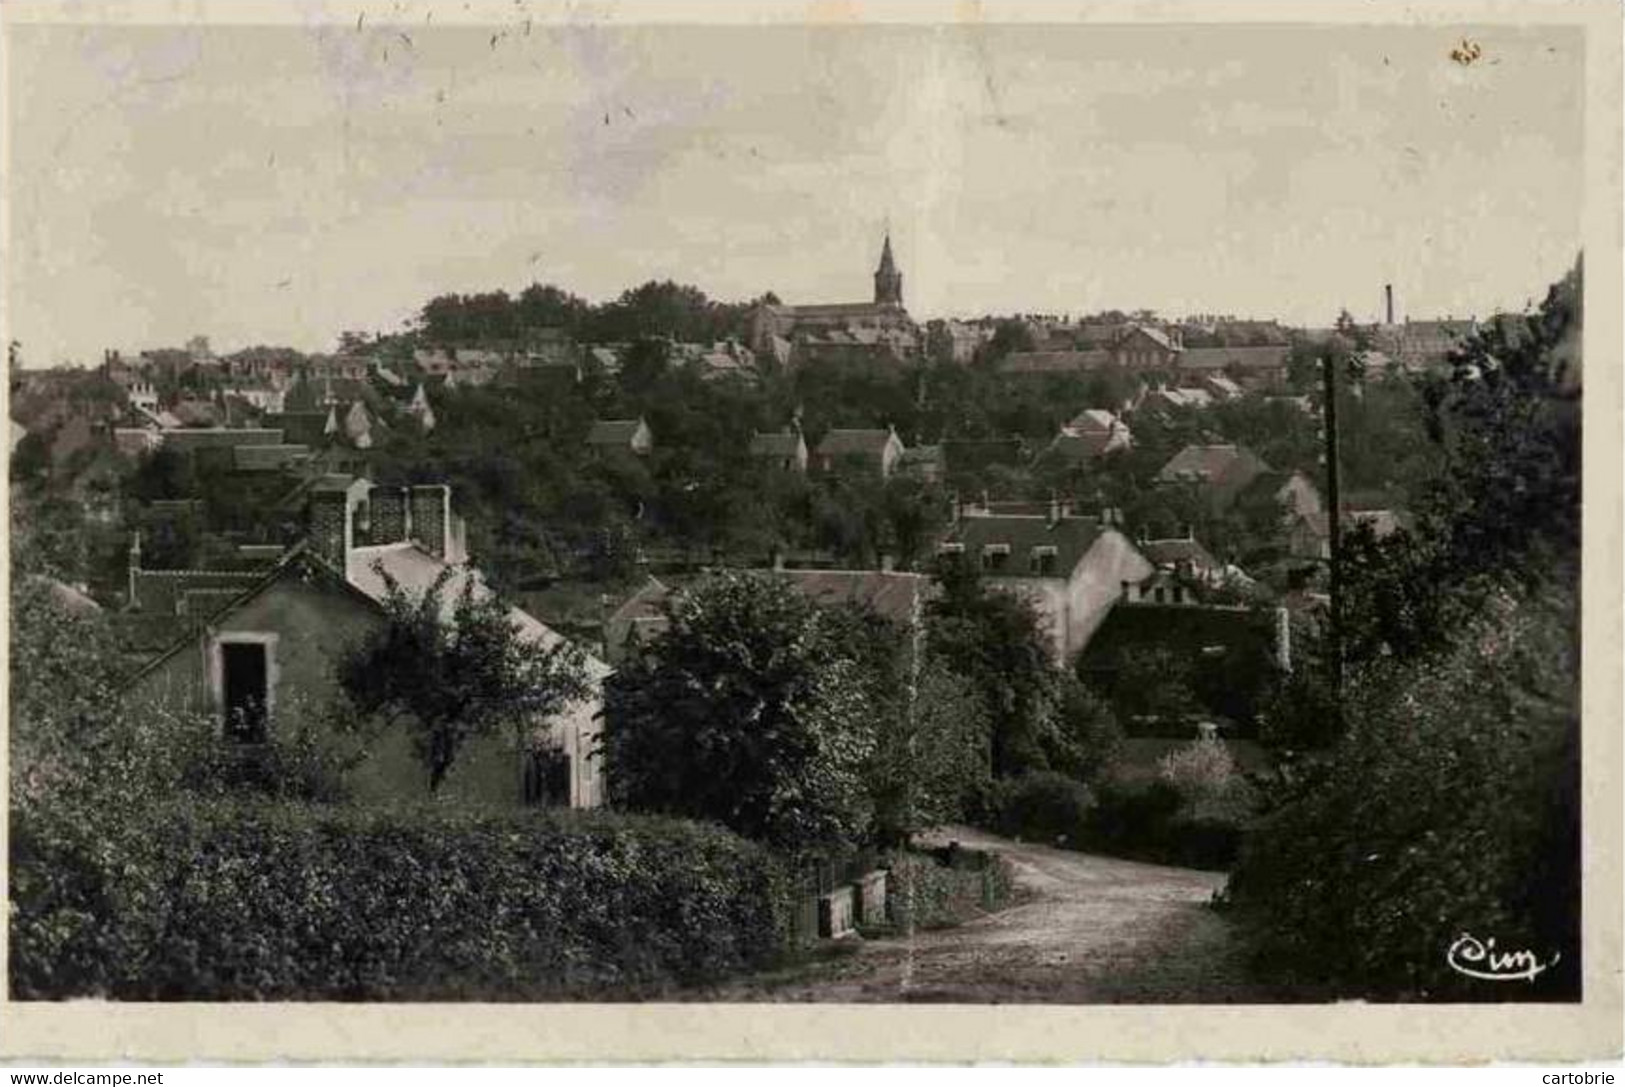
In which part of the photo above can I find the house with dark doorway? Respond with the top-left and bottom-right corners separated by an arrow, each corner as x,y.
123,475 -> 610,808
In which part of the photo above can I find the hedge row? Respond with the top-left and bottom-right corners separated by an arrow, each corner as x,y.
11,798 -> 791,1001
980,769 -> 1250,871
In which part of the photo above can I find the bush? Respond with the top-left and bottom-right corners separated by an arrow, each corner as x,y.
1224,590 -> 1579,1000
10,798 -> 791,1000
989,772 -> 1093,845
1157,737 -> 1243,803
884,850 -> 1014,932
1082,773 -> 1249,871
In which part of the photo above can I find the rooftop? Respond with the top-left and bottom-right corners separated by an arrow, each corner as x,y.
816,428 -> 898,457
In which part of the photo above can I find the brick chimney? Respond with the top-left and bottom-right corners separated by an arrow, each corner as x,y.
409,484 -> 452,559
1385,284 -> 1395,326
309,477 -> 357,570
370,486 -> 410,545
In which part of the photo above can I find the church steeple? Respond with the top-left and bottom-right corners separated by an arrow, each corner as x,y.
873,232 -> 903,306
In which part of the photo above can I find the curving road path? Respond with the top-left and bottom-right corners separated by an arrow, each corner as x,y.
707,826 -> 1305,1003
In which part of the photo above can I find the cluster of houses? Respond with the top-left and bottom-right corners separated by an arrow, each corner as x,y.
11,236 -> 1450,825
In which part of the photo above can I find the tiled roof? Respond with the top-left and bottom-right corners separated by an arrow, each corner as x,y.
130,567 -> 267,617
345,543 -> 611,681
815,428 -> 896,457
264,411 -> 333,448
1067,408 -> 1119,433
233,444 -> 311,472
607,576 -> 671,626
1049,427 -> 1129,463
587,419 -> 646,446
776,301 -> 907,319
1124,324 -> 1175,351
942,513 -> 1107,580
775,570 -> 934,624
1140,538 -> 1219,569
1179,346 -> 1290,372
749,430 -> 804,457
161,427 -> 287,452
1157,444 -> 1268,484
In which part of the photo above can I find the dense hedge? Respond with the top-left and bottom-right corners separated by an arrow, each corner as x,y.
11,799 -> 791,1001
987,772 -> 1094,845
1085,780 -> 1248,870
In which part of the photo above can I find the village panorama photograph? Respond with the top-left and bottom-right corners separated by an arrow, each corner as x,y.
3,11 -> 1590,1011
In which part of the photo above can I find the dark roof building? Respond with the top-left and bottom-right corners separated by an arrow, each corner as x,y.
585,418 -> 653,455
813,426 -> 905,477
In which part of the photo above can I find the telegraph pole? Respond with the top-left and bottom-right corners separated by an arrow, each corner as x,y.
1321,351 -> 1344,712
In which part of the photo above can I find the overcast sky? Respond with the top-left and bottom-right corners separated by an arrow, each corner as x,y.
6,20 -> 1584,364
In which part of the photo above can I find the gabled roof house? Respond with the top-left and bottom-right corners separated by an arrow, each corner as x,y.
124,476 -> 610,808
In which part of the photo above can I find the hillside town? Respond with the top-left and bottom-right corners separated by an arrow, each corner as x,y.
6,13 -> 1590,1025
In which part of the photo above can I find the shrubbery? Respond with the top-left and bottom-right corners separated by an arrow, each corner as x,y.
11,799 -> 791,1000
1223,590 -> 1579,999
987,772 -> 1094,845
885,850 -> 1014,932
1080,740 -> 1255,870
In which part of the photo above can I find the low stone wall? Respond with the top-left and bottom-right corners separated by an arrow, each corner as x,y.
817,885 -> 856,938
853,869 -> 888,927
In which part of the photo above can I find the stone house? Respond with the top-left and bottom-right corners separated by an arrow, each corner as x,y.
1113,324 -> 1183,370
1176,345 -> 1291,387
123,477 -> 610,808
1155,443 -> 1272,515
813,426 -> 905,478
936,503 -> 1154,662
748,428 -> 808,473
586,417 -> 654,457
1240,469 -> 1325,528
1138,530 -> 1225,586
1046,409 -> 1132,465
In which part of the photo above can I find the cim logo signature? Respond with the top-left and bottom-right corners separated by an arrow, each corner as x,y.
1446,932 -> 1561,983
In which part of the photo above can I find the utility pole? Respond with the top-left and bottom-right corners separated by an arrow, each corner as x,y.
1321,350 -> 1344,714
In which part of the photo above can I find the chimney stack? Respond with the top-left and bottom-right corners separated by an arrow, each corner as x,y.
1384,284 -> 1395,326
371,485 -> 410,545
409,484 -> 452,560
308,476 -> 358,571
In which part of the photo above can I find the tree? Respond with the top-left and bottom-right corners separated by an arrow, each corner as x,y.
602,572 -> 876,851
1337,260 -> 1581,668
925,558 -> 1059,777
1047,676 -> 1123,783
977,318 -> 1038,365
337,566 -> 591,794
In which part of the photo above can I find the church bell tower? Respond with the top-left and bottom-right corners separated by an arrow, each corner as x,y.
873,233 -> 903,306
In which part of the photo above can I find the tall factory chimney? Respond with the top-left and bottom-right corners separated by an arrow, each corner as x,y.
1384,284 -> 1395,326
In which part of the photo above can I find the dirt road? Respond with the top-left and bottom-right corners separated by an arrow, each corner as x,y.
708,826 -> 1300,1003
